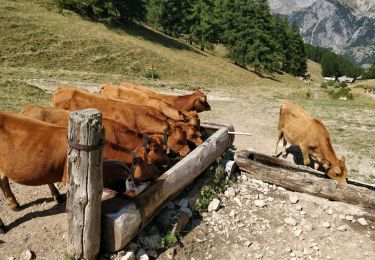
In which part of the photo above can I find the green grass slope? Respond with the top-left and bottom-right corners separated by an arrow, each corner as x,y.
1,0 -> 287,89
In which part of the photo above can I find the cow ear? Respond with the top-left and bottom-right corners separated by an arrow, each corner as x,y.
321,159 -> 331,169
340,155 -> 346,163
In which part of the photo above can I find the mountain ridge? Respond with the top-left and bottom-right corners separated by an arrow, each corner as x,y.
269,0 -> 375,65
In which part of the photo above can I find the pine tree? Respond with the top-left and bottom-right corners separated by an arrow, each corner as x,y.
152,0 -> 192,37
221,0 -> 279,72
282,23 -> 307,76
189,0 -> 218,50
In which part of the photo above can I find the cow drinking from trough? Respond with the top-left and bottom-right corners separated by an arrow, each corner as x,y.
53,86 -> 191,156
274,102 -> 347,184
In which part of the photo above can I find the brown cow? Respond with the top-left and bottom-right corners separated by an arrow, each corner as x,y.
53,86 -> 191,156
274,101 -> 347,184
20,105 -> 169,168
121,81 -> 211,113
100,84 -> 200,128
0,111 -> 68,233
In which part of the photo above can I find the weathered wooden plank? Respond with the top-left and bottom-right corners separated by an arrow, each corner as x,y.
235,150 -> 375,210
249,151 -> 375,190
67,109 -> 104,260
101,124 -> 234,252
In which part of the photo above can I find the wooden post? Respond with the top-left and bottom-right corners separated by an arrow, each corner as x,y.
67,109 -> 104,260
314,88 -> 320,100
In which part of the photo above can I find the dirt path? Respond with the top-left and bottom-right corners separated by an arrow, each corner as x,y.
0,84 -> 374,259
167,174 -> 375,260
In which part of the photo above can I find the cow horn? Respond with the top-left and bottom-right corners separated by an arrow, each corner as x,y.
163,131 -> 168,145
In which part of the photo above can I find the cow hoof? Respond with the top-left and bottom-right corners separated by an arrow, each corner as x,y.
55,195 -> 65,204
0,225 -> 6,234
10,203 -> 21,211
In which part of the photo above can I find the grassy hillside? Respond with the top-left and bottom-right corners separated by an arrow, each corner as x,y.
0,0 -> 299,89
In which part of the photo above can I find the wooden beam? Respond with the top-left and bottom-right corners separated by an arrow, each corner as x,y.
101,124 -> 234,252
67,109 -> 104,260
235,150 -> 375,210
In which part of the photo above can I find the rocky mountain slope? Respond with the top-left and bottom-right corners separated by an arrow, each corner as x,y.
269,0 -> 375,65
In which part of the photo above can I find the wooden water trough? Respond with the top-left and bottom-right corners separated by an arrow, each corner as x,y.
100,122 -> 235,252
235,150 -> 375,211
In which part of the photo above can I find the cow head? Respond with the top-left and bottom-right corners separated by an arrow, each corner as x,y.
325,156 -> 347,184
144,136 -> 169,169
186,111 -> 200,128
132,146 -> 160,183
193,90 -> 211,112
167,125 -> 190,156
176,123 -> 203,146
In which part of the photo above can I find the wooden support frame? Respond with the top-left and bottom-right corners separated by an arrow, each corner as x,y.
235,150 -> 375,211
67,109 -> 104,260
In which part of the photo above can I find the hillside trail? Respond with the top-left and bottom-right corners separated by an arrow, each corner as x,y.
0,81 -> 374,260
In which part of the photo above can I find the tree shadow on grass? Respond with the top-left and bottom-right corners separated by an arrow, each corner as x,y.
109,22 -> 205,56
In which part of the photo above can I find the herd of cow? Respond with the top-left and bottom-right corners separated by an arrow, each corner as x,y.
0,82 -> 211,233
0,82 -> 349,235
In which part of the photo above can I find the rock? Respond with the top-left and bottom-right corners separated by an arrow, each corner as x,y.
146,250 -> 158,258
294,229 -> 302,237
7,257 -> 16,260
325,208 -> 334,215
229,210 -> 236,218
322,222 -> 330,228
156,209 -> 178,232
295,205 -> 303,211
304,224 -> 313,232
284,247 -> 292,253
337,225 -> 348,231
357,218 -> 368,226
345,215 -> 354,221
234,197 -> 243,208
180,207 -> 193,218
136,249 -> 149,260
127,242 -> 139,251
22,250 -> 34,260
244,240 -> 252,247
148,225 -> 160,235
284,217 -> 297,226
177,199 -> 189,209
224,187 -> 236,198
267,197 -> 275,202
254,200 -> 266,208
208,199 -> 220,212
165,201 -> 175,210
120,251 -> 136,260
138,234 -> 162,249
171,211 -> 190,235
162,248 -> 176,260
289,194 -> 299,204
255,253 -> 263,259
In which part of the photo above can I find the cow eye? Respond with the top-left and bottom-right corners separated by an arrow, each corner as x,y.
336,172 -> 340,176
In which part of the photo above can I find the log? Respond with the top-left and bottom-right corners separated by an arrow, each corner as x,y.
235,150 -> 375,210
101,123 -> 234,252
67,109 -> 104,260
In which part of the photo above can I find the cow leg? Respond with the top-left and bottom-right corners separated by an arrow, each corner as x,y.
47,184 -> 64,204
0,216 -> 5,234
0,175 -> 21,211
273,130 -> 283,157
300,146 -> 311,166
281,137 -> 288,158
